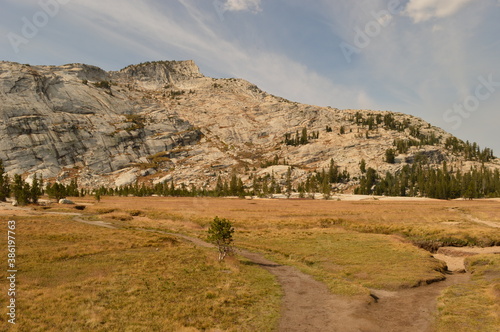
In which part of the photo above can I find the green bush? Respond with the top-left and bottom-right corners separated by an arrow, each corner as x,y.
207,217 -> 235,261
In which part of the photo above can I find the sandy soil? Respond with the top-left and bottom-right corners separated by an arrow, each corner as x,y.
434,246 -> 500,272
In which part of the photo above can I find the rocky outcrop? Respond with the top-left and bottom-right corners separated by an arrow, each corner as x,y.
0,61 -> 201,186
115,60 -> 204,89
0,60 -> 498,189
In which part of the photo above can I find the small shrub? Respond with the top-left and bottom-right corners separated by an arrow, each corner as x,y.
207,216 -> 235,262
93,80 -> 111,89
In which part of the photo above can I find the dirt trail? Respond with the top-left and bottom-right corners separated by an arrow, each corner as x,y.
448,207 -> 500,228
238,249 -> 377,332
135,228 -> 471,332
358,273 -> 470,332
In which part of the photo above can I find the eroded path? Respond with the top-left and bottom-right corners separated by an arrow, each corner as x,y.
359,273 -> 470,332
138,228 -> 376,331
142,227 -> 474,332
238,249 -> 377,332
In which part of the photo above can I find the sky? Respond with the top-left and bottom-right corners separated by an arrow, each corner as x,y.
1,0 -> 499,154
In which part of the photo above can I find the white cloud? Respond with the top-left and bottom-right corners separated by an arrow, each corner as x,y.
404,0 -> 474,22
223,0 -> 262,13
62,0 -> 358,109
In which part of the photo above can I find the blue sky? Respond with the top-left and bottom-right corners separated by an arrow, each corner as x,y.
2,0 -> 499,154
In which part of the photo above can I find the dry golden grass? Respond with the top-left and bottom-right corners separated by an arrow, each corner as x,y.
2,196 -> 499,330
70,197 -> 498,293
80,196 -> 500,249
0,213 -> 281,331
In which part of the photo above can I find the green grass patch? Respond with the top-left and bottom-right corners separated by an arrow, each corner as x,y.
318,217 -> 500,252
237,228 -> 446,296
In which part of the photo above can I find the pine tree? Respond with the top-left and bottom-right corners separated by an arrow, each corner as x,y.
286,167 -> 292,198
385,149 -> 396,164
30,174 -> 43,204
322,174 -> 331,200
207,216 -> 235,262
359,159 -> 366,174
0,160 -> 10,202
12,175 -> 30,206
300,127 -> 308,145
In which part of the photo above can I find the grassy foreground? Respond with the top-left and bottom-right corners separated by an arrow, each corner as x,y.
2,196 -> 499,330
0,214 -> 281,331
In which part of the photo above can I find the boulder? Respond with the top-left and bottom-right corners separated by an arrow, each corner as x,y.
59,199 -> 74,205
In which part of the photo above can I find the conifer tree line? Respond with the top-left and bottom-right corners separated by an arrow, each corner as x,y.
1,148 -> 499,203
92,159 -> 351,199
444,137 -> 494,162
0,160 -> 81,206
355,161 -> 500,199
391,137 -> 494,163
0,160 -> 44,205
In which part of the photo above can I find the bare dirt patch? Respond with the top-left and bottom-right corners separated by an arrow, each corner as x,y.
434,246 -> 500,272
358,273 -> 471,332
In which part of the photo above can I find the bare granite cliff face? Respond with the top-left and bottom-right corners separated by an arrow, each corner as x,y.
0,60 -> 498,189
0,61 -> 201,187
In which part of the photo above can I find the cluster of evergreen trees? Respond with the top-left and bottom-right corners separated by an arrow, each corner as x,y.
45,179 -> 80,200
444,137 -> 494,162
11,174 -> 43,205
355,161 -> 500,199
348,112 -> 441,146
93,161 -> 351,200
260,155 -> 288,168
391,137 -> 495,164
0,160 -> 85,206
284,128 -> 320,146
349,112 -> 412,132
0,161 -> 44,205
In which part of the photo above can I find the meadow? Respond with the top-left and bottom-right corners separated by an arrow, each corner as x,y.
1,196 -> 498,331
